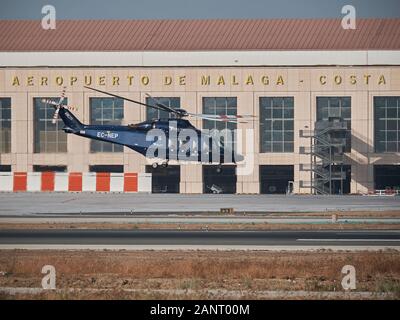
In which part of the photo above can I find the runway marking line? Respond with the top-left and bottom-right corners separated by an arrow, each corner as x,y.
297,239 -> 400,242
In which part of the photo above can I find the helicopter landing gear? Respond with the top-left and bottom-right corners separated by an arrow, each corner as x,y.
152,161 -> 169,169
216,164 -> 222,174
161,161 -> 169,168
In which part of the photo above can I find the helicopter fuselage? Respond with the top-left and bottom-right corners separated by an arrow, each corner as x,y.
59,108 -> 243,164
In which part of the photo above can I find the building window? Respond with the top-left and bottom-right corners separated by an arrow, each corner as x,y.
90,97 -> 124,152
34,98 -> 68,153
33,165 -> 67,172
202,97 -> 237,153
203,97 -> 237,131
146,97 -> 180,120
0,98 -> 11,153
260,97 -> 294,153
374,97 -> 400,153
89,165 -> 124,173
316,97 -> 351,152
0,165 -> 11,172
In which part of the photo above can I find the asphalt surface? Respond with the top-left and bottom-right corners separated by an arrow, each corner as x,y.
0,193 -> 399,215
1,216 -> 400,224
0,229 -> 399,246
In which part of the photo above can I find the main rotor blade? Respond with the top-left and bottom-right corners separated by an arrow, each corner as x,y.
188,114 -> 243,124
187,113 -> 254,123
189,113 -> 255,119
145,93 -> 178,114
83,86 -> 170,113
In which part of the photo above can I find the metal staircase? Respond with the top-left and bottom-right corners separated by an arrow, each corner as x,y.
299,117 -> 348,195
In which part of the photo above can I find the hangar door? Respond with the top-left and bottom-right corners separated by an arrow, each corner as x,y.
203,165 -> 236,194
331,165 -> 351,195
145,165 -> 180,193
375,165 -> 400,190
260,165 -> 294,194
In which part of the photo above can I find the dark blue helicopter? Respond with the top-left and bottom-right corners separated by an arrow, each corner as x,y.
43,86 -> 251,171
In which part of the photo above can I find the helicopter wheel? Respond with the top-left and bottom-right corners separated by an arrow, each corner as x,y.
216,165 -> 222,174
162,162 -> 169,168
152,162 -> 158,169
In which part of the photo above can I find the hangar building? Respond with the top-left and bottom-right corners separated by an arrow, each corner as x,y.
0,19 -> 399,194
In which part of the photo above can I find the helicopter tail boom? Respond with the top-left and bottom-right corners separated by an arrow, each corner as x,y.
58,107 -> 84,133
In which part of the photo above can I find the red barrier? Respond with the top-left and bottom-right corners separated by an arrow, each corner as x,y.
7,172 -> 144,193
96,172 -> 110,192
41,172 -> 55,191
13,172 -> 27,192
124,173 -> 138,192
68,172 -> 82,192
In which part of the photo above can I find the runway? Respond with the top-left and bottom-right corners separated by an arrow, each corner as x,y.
2,216 -> 400,225
0,193 -> 399,215
0,230 -> 399,250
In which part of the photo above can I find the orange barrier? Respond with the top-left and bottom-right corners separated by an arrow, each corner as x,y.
1,172 -> 148,193
13,172 -> 27,192
96,172 -> 110,192
124,173 -> 138,192
41,172 -> 55,191
68,172 -> 82,192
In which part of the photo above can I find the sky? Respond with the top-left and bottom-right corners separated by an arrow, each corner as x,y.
0,0 -> 399,20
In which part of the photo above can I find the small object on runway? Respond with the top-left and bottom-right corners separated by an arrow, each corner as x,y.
220,208 -> 234,214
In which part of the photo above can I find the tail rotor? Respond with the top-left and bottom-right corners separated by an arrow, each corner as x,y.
40,87 -> 78,124
51,86 -> 66,124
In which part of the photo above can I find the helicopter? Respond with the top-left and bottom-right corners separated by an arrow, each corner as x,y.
42,86 -> 253,171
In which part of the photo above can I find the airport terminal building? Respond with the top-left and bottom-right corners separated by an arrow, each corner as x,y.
0,19 -> 399,194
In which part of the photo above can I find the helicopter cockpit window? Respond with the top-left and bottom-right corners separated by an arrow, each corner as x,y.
128,122 -> 152,130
